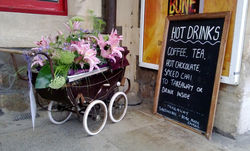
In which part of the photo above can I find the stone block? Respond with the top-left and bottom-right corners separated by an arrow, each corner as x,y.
0,109 -> 3,116
238,99 -> 250,134
214,95 -> 241,137
136,66 -> 157,85
0,69 -> 28,90
140,84 -> 154,99
0,92 -> 29,112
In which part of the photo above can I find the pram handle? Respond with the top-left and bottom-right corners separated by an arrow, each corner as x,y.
0,48 -> 55,80
32,52 -> 55,79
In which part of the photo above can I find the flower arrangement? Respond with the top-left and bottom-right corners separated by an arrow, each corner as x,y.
31,16 -> 128,89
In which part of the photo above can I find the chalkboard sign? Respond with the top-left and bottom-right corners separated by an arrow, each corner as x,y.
153,12 -> 230,139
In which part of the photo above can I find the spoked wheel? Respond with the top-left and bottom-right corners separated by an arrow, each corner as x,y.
48,101 -> 73,125
83,100 -> 108,136
108,92 -> 128,123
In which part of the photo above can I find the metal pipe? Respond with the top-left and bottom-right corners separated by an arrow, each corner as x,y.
0,48 -> 25,55
103,0 -> 117,33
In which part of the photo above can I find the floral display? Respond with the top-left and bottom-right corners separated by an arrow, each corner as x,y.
31,16 -> 128,89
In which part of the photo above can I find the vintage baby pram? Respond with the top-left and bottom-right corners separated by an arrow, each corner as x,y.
32,48 -> 130,136
0,47 -> 130,136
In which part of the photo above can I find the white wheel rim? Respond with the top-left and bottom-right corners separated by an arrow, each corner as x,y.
48,101 -> 72,125
108,92 -> 128,123
83,100 -> 108,136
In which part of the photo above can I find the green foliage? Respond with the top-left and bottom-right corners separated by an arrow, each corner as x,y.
48,76 -> 66,89
35,64 -> 53,89
32,13 -> 124,90
54,65 -> 70,77
35,63 -> 70,89
67,16 -> 84,32
88,9 -> 106,36
58,50 -> 75,65
70,16 -> 84,22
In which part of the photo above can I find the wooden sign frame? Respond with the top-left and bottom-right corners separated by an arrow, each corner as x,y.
153,12 -> 230,139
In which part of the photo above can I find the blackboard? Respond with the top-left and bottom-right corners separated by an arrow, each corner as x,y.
153,12 -> 230,139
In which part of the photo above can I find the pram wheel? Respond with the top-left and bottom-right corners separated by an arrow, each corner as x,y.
48,101 -> 72,125
108,92 -> 128,123
83,100 -> 108,136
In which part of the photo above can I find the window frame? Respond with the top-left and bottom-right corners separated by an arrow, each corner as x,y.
0,0 -> 67,16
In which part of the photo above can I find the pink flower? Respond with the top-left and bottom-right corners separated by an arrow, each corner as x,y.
31,55 -> 45,67
95,34 -> 110,58
71,39 -> 90,55
57,30 -> 63,36
34,36 -> 51,51
107,29 -> 124,59
84,49 -> 100,72
95,29 -> 124,62
64,21 -> 81,32
73,21 -> 81,31
71,40 -> 100,71
107,29 -> 123,46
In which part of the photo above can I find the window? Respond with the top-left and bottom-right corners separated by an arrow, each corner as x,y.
0,0 -> 67,16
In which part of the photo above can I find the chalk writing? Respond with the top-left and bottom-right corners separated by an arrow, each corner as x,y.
177,91 -> 190,100
175,61 -> 200,72
171,25 -> 221,42
161,87 -> 174,95
157,16 -> 227,132
167,47 -> 187,57
192,48 -> 205,59
159,106 -> 177,116
170,79 -> 194,91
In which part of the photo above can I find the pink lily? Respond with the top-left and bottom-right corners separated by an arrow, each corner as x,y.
96,29 -> 124,62
57,30 -> 63,35
108,29 -> 124,61
71,39 -> 100,71
94,34 -> 109,58
83,49 -> 100,72
94,34 -> 116,62
71,39 -> 90,55
73,21 -> 81,31
107,29 -> 123,46
64,21 -> 81,32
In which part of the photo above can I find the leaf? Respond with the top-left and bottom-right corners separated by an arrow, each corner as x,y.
59,51 -> 75,64
55,65 -> 70,77
35,64 -> 53,89
68,20 -> 73,30
70,16 -> 84,22
48,76 -> 66,89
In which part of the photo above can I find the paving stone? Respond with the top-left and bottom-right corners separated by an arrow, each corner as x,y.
0,109 -> 4,116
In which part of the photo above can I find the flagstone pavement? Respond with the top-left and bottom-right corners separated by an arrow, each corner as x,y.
0,101 -> 250,151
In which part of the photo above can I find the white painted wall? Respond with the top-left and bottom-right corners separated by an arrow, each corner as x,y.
210,2 -> 250,136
